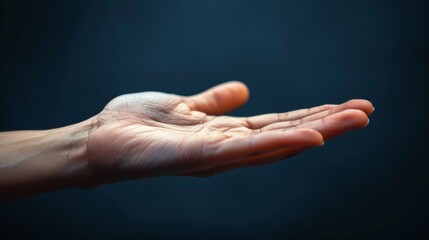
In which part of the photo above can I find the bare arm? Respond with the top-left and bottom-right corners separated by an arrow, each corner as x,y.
0,82 -> 374,200
0,120 -> 94,199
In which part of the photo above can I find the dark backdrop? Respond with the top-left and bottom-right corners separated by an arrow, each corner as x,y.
1,0 -> 428,239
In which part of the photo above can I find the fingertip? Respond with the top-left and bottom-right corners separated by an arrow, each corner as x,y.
226,81 -> 250,103
370,105 -> 375,116
345,99 -> 374,116
292,128 -> 324,146
339,109 -> 369,129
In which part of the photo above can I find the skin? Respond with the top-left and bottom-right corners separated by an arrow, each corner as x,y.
0,81 -> 374,200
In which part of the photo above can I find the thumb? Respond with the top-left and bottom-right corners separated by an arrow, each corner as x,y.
185,81 -> 249,115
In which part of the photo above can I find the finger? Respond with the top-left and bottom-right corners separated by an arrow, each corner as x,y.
188,145 -> 312,177
323,99 -> 374,116
206,129 -> 323,167
244,104 -> 335,129
261,100 -> 373,131
184,81 -> 249,115
244,99 -> 373,130
281,109 -> 369,140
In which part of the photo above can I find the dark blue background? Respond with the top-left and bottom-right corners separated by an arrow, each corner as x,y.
1,0 -> 428,239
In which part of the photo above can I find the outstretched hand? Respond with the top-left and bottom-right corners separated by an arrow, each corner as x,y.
87,82 -> 373,182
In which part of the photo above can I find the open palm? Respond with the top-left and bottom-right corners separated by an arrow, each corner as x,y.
87,82 -> 373,180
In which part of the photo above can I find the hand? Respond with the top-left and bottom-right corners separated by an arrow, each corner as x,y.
87,81 -> 374,181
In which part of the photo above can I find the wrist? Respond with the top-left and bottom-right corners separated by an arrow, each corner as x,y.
0,117 -> 99,199
59,117 -> 98,188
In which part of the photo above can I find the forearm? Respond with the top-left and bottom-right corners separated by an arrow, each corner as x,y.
0,119 -> 95,200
